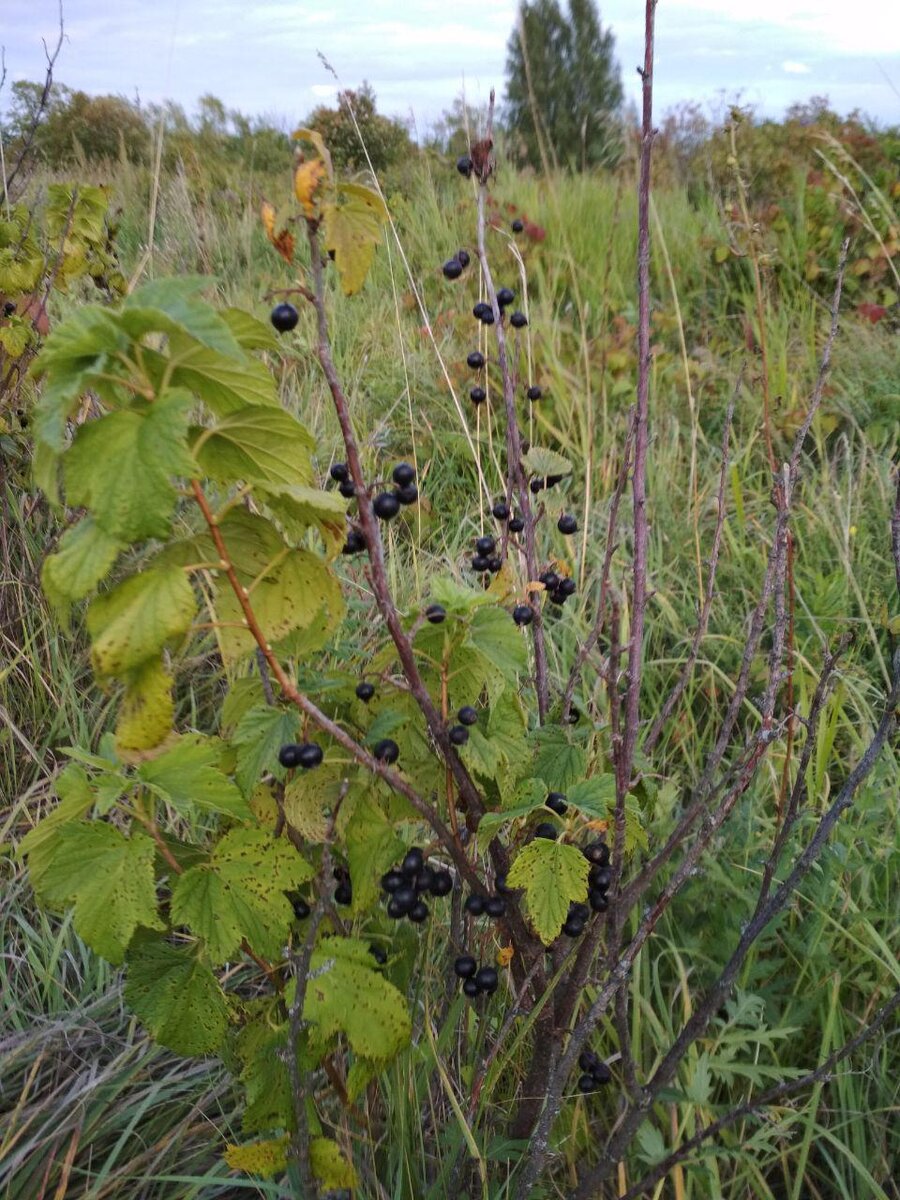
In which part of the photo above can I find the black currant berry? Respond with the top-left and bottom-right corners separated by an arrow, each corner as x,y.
592,866 -> 613,890
480,308 -> 495,325
330,462 -> 350,482
470,386 -> 486,404
546,474 -> 564,489
335,880 -> 352,905
560,577 -> 577,596
549,588 -> 567,606
392,462 -> 416,487
402,848 -> 424,876
373,738 -> 399,764
381,870 -> 404,893
387,898 -> 404,919
373,492 -> 401,520
339,479 -> 357,499
533,822 -> 558,840
449,724 -> 469,746
270,302 -> 299,332
464,893 -> 486,917
563,917 -> 585,937
369,943 -> 388,965
530,478 -> 544,494
583,841 -> 610,866
430,870 -> 453,897
511,219 -> 524,233
443,258 -> 463,280
467,350 -> 485,370
570,902 -> 589,921
495,873 -> 513,895
492,500 -> 510,521
416,866 -> 435,893
396,483 -> 419,505
485,896 -> 506,918
463,978 -> 480,998
457,155 -> 473,177
457,249 -> 471,268
355,681 -> 375,702
540,570 -> 560,590
488,555 -> 502,572
340,527 -> 364,554
471,554 -> 490,572
510,311 -> 528,329
592,1060 -> 612,1084
458,705 -> 479,726
546,792 -> 568,815
513,604 -> 534,626
473,302 -> 491,320
577,1073 -> 597,1094
296,743 -> 324,769
409,900 -> 429,923
527,385 -> 543,401
475,535 -> 496,555
278,744 -> 303,768
558,513 -> 578,535
425,604 -> 446,624
589,889 -> 609,913
475,966 -> 498,993
508,516 -> 525,533
3,300 -> 16,316
579,1049 -> 601,1073
497,287 -> 515,307
454,955 -> 478,979
392,886 -> 416,914
292,897 -> 311,919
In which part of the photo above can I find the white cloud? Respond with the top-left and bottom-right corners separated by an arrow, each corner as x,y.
782,61 -> 812,74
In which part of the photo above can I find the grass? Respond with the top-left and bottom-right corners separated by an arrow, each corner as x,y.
1,136 -> 897,1199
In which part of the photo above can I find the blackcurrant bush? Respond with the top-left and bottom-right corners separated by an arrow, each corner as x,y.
467,350 -> 485,370
449,724 -> 469,746
430,870 -> 453,897
508,516 -> 525,533
511,218 -> 524,233
464,893 -> 486,917
475,966 -> 498,993
496,287 -> 515,307
558,513 -> 578,535
425,604 -> 446,624
396,483 -> 419,505
510,310 -> 528,328
457,249 -> 471,268
355,681 -> 375,702
470,386 -> 486,404
443,258 -> 463,280
492,501 -> 510,521
454,955 -> 478,979
485,896 -> 506,918
513,604 -> 534,626
373,491 -> 401,520
458,705 -> 479,726
270,302 -> 299,332
402,848 -> 424,877
546,791 -> 568,815
392,462 -> 416,487
408,900 -> 429,923
339,479 -> 357,499
527,385 -> 543,401
457,155 -> 473,177
533,822 -> 558,840
330,462 -> 349,482
373,738 -> 399,764
475,535 -> 496,555
296,743 -> 324,769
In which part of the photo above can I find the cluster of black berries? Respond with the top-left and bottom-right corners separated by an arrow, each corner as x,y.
584,839 -> 612,913
381,848 -> 453,924
563,900 -> 590,938
278,742 -> 324,770
453,955 -> 499,999
448,705 -> 478,747
539,569 -> 577,608
335,461 -> 418,553
332,864 -> 353,906
469,533 -> 503,577
491,499 -> 526,534
530,473 -> 565,495
463,883 -> 507,920
576,1048 -> 613,1093
442,248 -> 471,280
270,301 -> 299,333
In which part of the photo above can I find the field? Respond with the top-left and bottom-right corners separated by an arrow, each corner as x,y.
1,112 -> 898,1200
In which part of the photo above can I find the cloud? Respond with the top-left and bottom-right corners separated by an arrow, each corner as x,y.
782,61 -> 812,74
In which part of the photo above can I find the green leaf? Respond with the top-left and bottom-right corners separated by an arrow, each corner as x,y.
138,734 -> 252,820
566,776 -> 617,818
529,728 -> 586,792
232,705 -> 300,796
521,446 -> 572,478
310,1138 -> 357,1190
635,1122 -> 667,1166
33,305 -> 125,383
171,827 -> 313,963
282,761 -> 348,842
344,795 -> 405,913
466,605 -> 528,693
220,307 -> 280,352
506,839 -> 589,945
25,823 -> 163,963
429,576 -> 495,613
304,936 -> 411,1060
18,764 -> 95,858
261,483 -> 348,558
235,1010 -> 292,1132
193,406 -> 315,489
163,336 -> 280,415
42,518 -> 124,611
121,277 -> 243,358
86,566 -> 196,676
322,184 -> 388,296
64,391 -> 197,541
125,932 -> 229,1055
116,658 -> 176,758
217,549 -> 342,665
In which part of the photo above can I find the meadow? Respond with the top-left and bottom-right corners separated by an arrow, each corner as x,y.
1,106 -> 898,1199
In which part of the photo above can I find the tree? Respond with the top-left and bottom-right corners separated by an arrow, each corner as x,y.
505,0 -> 624,170
304,82 -> 413,174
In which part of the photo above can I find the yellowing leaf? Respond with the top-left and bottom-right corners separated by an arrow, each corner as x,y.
124,932 -> 229,1056
86,566 -> 196,677
259,200 -> 295,264
224,1138 -> 288,1178
506,838 -> 589,945
304,936 -> 411,1060
261,200 -> 276,242
322,184 -> 388,296
310,1138 -> 357,1190
292,128 -> 334,182
294,158 -> 327,218
116,658 -> 176,759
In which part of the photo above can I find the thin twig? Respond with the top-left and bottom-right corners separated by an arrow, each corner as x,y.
1,1 -> 65,203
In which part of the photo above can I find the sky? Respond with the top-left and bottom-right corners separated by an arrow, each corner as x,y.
2,0 -> 899,132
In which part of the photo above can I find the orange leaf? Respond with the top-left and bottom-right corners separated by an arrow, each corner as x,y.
260,200 -> 295,264
260,200 -> 276,242
294,159 -> 327,219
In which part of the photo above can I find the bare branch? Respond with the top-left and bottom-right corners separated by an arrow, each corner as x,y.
1,0 -> 65,203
